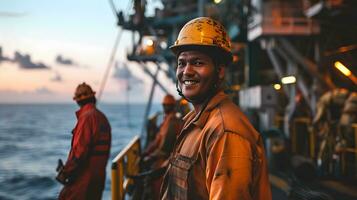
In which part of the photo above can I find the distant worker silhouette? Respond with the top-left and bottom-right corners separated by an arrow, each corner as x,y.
141,94 -> 183,200
56,82 -> 111,200
313,89 -> 356,175
160,17 -> 271,199
143,94 -> 183,165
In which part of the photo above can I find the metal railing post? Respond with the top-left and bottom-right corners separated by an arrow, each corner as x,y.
111,162 -> 119,200
111,136 -> 141,200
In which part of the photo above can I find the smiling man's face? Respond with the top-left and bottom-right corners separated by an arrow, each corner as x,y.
177,50 -> 221,104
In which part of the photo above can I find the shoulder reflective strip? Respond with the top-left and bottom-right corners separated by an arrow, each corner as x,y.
95,140 -> 110,145
94,145 -> 110,151
92,151 -> 109,156
99,124 -> 110,132
97,133 -> 110,140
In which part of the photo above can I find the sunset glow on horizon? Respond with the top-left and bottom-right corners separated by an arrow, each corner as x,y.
0,0 -> 175,103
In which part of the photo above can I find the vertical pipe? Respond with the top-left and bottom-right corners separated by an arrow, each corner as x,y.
198,0 -> 206,16
118,161 -> 124,200
310,40 -> 320,116
354,124 -> 357,174
284,62 -> 297,138
111,162 -> 119,200
291,120 -> 297,154
309,126 -> 315,159
245,42 -> 260,87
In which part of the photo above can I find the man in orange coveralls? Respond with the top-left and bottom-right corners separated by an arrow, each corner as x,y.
142,94 -> 183,200
160,17 -> 271,200
56,82 -> 111,200
142,94 -> 182,164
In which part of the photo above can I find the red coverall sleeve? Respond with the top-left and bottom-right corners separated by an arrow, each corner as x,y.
206,132 -> 254,200
63,116 -> 94,177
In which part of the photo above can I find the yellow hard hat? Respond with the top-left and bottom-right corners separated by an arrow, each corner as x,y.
180,98 -> 188,105
73,82 -> 96,101
162,94 -> 176,105
170,17 -> 232,64
143,44 -> 155,55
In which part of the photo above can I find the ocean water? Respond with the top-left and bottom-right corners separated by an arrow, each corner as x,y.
0,103 -> 161,200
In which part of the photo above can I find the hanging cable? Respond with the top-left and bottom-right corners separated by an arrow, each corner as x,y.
126,71 -> 132,128
108,0 -> 119,17
98,0 -> 133,102
97,28 -> 123,102
108,0 -> 132,21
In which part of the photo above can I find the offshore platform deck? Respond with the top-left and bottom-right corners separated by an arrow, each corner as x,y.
106,0 -> 357,199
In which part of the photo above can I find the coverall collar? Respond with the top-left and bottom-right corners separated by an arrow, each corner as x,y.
183,91 -> 228,129
76,103 -> 95,119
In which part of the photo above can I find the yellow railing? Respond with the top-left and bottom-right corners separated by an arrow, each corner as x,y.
111,136 -> 141,200
274,115 -> 284,131
274,115 -> 357,176
291,117 -> 315,158
274,116 -> 315,158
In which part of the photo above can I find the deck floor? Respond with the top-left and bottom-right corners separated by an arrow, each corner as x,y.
270,174 -> 357,200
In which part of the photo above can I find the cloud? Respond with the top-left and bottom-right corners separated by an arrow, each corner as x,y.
0,46 -> 10,62
0,11 -> 27,18
0,47 -> 50,69
50,72 -> 63,82
0,87 -> 54,97
55,55 -> 76,66
13,51 -> 50,69
34,87 -> 53,94
0,88 -> 69,103
112,62 -> 143,84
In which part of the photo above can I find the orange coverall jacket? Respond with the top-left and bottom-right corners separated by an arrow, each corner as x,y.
160,91 -> 271,200
59,103 -> 111,200
145,112 -> 183,159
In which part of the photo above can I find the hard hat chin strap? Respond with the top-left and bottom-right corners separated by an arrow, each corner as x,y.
176,80 -> 186,100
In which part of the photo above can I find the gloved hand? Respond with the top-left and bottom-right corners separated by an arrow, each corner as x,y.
55,159 -> 70,185
56,159 -> 64,172
56,170 -> 69,185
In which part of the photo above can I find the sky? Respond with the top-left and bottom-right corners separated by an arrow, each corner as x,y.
0,0 -> 177,104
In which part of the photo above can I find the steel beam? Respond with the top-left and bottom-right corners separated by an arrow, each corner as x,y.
265,45 -> 289,95
277,38 -> 335,89
138,62 -> 169,94
274,41 -> 312,112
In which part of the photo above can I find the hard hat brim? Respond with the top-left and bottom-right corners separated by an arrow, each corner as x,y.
73,92 -> 96,101
170,44 -> 233,65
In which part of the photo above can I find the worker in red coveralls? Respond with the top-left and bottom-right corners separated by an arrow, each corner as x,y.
56,82 -> 111,200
